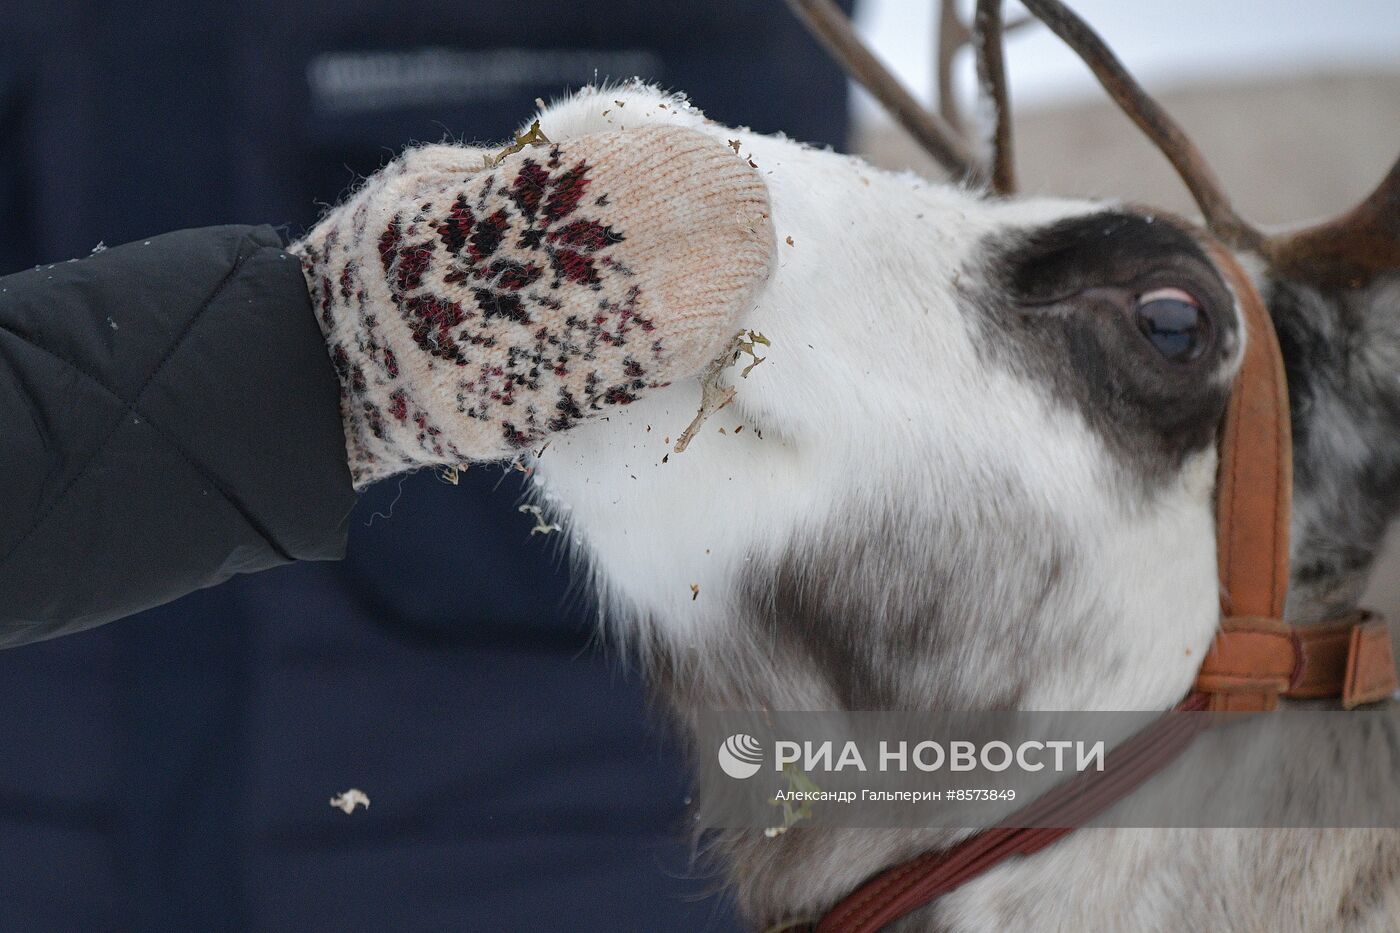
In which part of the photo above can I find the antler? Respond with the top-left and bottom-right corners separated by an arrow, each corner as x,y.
1270,155 -> 1400,288
787,0 -> 1400,287
935,0 -> 1031,137
935,0 -> 970,134
973,0 -> 1400,284
971,0 -> 1015,195
972,0 -> 1266,252
783,0 -> 982,183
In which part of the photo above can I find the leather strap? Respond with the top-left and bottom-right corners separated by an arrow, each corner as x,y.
1346,618 -> 1399,709
1206,241 -> 1293,623
1194,244 -> 1396,712
1196,611 -> 1398,711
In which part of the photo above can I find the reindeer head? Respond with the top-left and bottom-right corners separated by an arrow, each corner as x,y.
520,5 -> 1400,926
529,80 -> 1238,719
524,2 -> 1400,721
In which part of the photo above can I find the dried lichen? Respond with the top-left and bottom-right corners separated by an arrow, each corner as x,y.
735,330 -> 770,378
725,138 -> 758,169
329,789 -> 370,814
673,331 -> 770,453
760,919 -> 819,933
482,120 -> 550,169
765,763 -> 821,837
518,504 -> 561,536
674,349 -> 738,453
437,464 -> 467,485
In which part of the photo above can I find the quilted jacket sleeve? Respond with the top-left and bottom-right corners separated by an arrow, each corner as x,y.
0,225 -> 357,647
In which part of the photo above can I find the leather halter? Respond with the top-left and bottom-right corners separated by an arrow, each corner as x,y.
1195,242 -> 1395,713
809,240 -> 1398,933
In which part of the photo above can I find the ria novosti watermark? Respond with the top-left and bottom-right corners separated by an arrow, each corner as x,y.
694,709 -> 1400,831
720,733 -> 1104,778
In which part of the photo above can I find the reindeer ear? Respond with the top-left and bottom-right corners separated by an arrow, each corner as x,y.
1269,155 -> 1400,290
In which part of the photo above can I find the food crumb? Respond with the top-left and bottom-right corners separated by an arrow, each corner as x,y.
785,236 -> 794,247
330,789 -> 370,814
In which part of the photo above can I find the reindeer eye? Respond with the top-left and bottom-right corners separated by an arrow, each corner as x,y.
1134,287 -> 1206,362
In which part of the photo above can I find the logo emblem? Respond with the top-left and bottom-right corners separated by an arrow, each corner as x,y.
718,733 -> 764,779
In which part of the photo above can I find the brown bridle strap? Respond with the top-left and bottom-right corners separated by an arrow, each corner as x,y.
1207,242 -> 1292,622
809,246 -> 1397,933
1197,244 -> 1395,712
1196,611 -> 1397,711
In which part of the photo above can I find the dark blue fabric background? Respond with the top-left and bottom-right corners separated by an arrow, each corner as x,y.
0,2 -> 850,929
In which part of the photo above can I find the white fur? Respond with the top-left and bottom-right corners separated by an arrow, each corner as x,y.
529,84 -> 1218,710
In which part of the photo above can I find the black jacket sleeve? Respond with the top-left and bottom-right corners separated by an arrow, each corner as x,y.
0,225 -> 357,647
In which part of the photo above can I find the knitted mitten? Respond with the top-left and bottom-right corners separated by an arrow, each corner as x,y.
293,126 -> 773,487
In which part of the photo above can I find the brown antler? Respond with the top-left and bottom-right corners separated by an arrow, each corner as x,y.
783,0 -> 982,183
1270,155 -> 1400,289
981,0 -> 1400,284
937,0 -> 1031,137
792,0 -> 1400,288
973,0 -> 1267,252
936,0 -> 971,134
971,0 -> 1015,195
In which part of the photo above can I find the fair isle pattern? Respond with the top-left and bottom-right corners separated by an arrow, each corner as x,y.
294,126 -> 774,486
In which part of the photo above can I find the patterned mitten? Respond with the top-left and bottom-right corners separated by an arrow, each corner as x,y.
294,126 -> 773,487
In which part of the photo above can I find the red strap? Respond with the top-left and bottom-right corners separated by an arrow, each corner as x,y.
813,696 -> 1209,933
